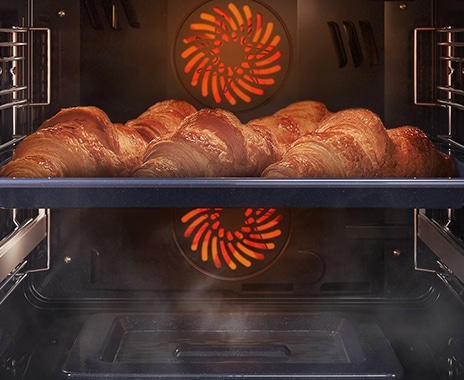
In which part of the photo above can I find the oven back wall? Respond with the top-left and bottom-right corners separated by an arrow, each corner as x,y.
37,0 -> 385,123
24,208 -> 433,310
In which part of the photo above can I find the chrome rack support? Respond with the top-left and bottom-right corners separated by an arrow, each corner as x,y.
415,209 -> 464,303
0,209 -> 48,304
29,27 -> 51,106
0,23 -> 51,304
0,261 -> 28,305
413,27 -> 437,107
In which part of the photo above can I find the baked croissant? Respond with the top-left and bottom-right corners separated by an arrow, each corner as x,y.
124,99 -> 197,142
133,100 -> 331,177
245,100 -> 332,159
386,126 -> 456,177
262,108 -> 456,178
134,108 -> 253,177
0,99 -> 196,177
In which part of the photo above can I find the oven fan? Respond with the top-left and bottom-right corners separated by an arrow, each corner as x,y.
172,208 -> 291,280
173,0 -> 291,111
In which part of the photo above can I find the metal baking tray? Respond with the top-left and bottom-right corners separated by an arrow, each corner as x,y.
0,177 -> 464,209
1,148 -> 463,209
62,312 -> 403,379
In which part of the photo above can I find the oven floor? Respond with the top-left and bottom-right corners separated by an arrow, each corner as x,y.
59,312 -> 401,379
2,286 -> 464,380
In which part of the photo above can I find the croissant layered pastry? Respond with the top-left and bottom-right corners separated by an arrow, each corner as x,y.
0,99 -> 196,177
0,99 -> 456,179
133,100 -> 331,177
246,100 -> 332,159
262,108 -> 456,178
124,99 -> 197,143
387,126 -> 456,177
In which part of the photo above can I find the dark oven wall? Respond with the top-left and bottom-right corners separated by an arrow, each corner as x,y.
33,0 -> 395,125
24,207 -> 428,309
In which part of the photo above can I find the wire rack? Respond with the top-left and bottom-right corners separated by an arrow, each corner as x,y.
0,26 -> 50,304
413,27 -> 464,302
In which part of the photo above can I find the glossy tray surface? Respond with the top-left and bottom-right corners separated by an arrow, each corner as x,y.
0,177 -> 463,208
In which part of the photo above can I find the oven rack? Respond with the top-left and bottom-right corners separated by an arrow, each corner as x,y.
0,26 -> 50,109
415,209 -> 464,304
435,27 -> 464,113
0,26 -> 50,150
411,25 -> 464,298
414,26 -> 464,136
0,27 -> 28,112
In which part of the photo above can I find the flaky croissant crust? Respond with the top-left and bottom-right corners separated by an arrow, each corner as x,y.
0,100 -> 456,178
0,100 -> 196,177
133,100 -> 331,177
262,108 -> 456,178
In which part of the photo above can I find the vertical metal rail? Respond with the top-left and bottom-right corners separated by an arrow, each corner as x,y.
0,27 -> 28,113
0,20 -> 51,303
0,210 -> 49,305
416,209 -> 464,304
413,27 -> 437,107
436,28 -> 464,111
414,27 -> 464,301
29,27 -> 51,107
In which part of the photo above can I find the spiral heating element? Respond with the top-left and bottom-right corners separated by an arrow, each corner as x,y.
174,208 -> 290,280
175,0 -> 290,110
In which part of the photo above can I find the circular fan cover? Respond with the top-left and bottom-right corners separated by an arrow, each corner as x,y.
172,208 -> 291,280
173,0 -> 291,111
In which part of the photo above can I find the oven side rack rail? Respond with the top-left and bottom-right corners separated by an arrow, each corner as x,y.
412,25 -> 464,302
0,26 -> 51,111
0,209 -> 48,305
416,209 -> 464,304
414,26 -> 464,123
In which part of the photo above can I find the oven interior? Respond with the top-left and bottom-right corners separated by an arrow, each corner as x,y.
2,0 -> 464,379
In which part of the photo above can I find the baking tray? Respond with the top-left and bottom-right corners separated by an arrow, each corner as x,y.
0,177 -> 464,209
1,150 -> 463,209
62,312 -> 403,379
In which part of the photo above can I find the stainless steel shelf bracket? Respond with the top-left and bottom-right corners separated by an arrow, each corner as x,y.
0,209 -> 49,304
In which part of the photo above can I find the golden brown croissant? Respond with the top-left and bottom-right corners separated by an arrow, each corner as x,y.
262,108 -> 456,178
124,99 -> 197,142
0,99 -> 196,177
386,126 -> 456,177
262,108 -> 393,177
245,101 -> 332,160
133,108 -> 258,177
133,101 -> 331,177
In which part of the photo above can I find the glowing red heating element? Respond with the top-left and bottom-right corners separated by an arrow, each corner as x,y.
180,2 -> 283,105
180,208 -> 283,270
